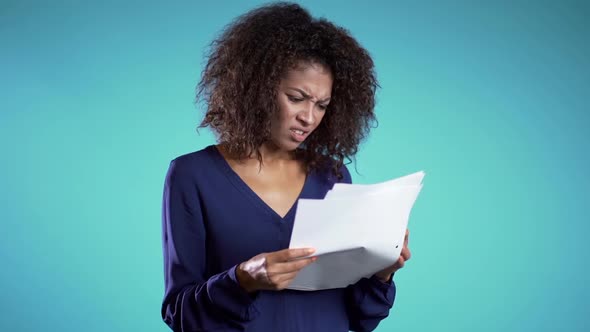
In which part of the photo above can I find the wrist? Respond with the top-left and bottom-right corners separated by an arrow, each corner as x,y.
375,272 -> 393,283
236,263 -> 257,293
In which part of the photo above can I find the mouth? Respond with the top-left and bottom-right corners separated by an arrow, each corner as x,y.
290,128 -> 309,142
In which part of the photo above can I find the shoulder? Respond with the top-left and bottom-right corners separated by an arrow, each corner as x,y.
166,145 -> 218,182
171,145 -> 214,166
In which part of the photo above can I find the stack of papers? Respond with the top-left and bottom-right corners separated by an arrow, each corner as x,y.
287,171 -> 425,291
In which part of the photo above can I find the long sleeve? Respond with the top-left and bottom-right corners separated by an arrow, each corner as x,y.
161,159 -> 260,331
345,276 -> 396,332
338,164 -> 397,332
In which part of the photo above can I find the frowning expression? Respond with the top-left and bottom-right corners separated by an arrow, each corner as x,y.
270,62 -> 333,151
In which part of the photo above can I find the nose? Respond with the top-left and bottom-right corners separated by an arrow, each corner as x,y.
296,102 -> 315,126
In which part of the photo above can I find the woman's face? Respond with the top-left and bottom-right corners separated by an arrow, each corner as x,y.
270,62 -> 333,152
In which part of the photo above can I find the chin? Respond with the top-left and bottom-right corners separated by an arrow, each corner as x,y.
284,141 -> 302,151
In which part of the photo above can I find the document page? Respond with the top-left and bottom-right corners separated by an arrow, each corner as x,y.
287,171 -> 424,290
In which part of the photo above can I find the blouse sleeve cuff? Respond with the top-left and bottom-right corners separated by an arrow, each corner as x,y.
206,265 -> 260,321
368,274 -> 396,302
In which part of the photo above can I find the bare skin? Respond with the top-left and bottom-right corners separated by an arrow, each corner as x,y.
236,248 -> 318,292
219,144 -> 307,218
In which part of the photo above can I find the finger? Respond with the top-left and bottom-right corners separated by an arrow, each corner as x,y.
273,271 -> 298,284
275,279 -> 295,291
269,256 -> 316,273
401,246 -> 411,261
275,268 -> 312,290
265,270 -> 302,290
265,270 -> 294,286
396,256 -> 406,269
404,229 -> 409,246
267,248 -> 315,263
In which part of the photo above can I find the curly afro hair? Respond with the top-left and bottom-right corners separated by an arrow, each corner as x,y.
197,2 -> 378,178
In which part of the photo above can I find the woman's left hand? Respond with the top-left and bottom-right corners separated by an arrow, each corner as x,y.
374,228 -> 411,283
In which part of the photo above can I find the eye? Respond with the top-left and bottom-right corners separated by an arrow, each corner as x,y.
318,104 -> 328,111
287,95 -> 303,103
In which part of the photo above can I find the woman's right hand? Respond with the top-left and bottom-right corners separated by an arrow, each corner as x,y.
235,248 -> 317,293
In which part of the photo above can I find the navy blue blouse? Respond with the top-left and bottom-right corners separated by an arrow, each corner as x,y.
161,145 -> 396,332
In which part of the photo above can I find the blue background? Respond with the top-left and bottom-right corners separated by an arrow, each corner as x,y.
1,1 -> 588,331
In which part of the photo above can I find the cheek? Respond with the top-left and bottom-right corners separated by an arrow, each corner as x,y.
277,101 -> 297,122
315,111 -> 327,124
271,101 -> 290,131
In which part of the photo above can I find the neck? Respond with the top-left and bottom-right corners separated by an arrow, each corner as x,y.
256,142 -> 296,164
218,141 -> 298,165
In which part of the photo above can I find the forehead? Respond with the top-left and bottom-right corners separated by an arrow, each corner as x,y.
280,63 -> 333,98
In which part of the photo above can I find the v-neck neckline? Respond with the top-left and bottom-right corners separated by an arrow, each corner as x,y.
208,145 -> 309,221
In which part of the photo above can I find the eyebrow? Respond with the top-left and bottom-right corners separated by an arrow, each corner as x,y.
287,87 -> 331,103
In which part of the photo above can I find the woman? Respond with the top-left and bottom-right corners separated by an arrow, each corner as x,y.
161,3 -> 411,331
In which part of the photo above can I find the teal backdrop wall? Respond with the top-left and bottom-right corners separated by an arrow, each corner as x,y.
1,1 -> 588,331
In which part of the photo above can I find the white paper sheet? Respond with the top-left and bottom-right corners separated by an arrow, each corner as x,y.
326,171 -> 425,199
287,171 -> 424,291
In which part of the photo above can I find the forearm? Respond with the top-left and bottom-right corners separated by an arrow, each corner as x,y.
162,265 -> 260,331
